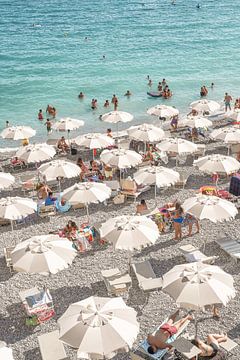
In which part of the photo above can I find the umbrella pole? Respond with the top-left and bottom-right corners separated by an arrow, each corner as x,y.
117,123 -> 119,148
58,178 -> 61,192
86,204 -> 90,223
67,129 -> 70,147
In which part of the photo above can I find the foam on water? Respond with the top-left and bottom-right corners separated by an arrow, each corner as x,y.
0,0 -> 240,144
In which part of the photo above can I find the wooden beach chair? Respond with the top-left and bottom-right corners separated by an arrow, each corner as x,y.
130,313 -> 190,360
38,205 -> 56,219
215,238 -> 240,263
174,173 -> 189,189
179,244 -> 218,264
38,330 -> 69,360
131,260 -> 162,292
3,246 -> 15,271
101,268 -> 132,296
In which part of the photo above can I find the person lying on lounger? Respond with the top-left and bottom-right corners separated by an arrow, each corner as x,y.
147,311 -> 193,353
191,333 -> 227,358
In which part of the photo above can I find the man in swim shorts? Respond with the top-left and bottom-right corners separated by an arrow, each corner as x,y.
147,312 -> 193,353
224,92 -> 232,112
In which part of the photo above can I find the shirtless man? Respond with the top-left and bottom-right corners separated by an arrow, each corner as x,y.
147,311 -> 192,354
224,92 -> 232,111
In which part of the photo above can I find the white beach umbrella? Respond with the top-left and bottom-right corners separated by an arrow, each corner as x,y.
147,105 -> 179,118
100,215 -> 159,251
162,262 -> 235,310
229,110 -> 240,122
74,133 -> 114,149
0,196 -> 37,231
0,126 -> 36,140
52,117 -> 85,131
210,127 -> 240,144
0,172 -> 15,190
190,99 -> 220,113
157,138 -> 197,155
11,234 -> 77,275
38,160 -> 81,181
16,143 -> 56,163
100,149 -> 142,169
194,154 -> 240,175
182,195 -> 238,223
127,123 -> 165,143
62,182 -> 111,221
58,296 -> 139,359
101,111 -> 133,124
0,342 -> 14,360
134,166 -> 180,201
181,116 -> 212,128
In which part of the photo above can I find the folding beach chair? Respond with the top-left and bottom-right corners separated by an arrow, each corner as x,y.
179,244 -> 218,264
101,268 -> 132,296
131,261 -> 162,292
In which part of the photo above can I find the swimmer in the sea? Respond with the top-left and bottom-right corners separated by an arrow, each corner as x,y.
104,100 -> 110,107
124,90 -> 132,97
78,92 -> 84,99
197,3 -> 201,8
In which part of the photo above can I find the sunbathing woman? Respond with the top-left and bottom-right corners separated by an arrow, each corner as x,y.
63,220 -> 78,240
191,333 -> 227,358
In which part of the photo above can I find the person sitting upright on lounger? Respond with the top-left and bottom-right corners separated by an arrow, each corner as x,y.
147,311 -> 193,353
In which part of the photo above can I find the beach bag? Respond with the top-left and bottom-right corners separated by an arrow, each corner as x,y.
113,194 -> 125,204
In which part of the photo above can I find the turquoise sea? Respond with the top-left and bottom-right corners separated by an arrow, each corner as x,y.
1,0 -> 240,143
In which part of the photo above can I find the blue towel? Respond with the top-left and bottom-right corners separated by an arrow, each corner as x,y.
139,334 -> 177,359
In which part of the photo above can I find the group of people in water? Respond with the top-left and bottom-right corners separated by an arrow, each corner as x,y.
148,77 -> 173,99
78,92 -> 132,111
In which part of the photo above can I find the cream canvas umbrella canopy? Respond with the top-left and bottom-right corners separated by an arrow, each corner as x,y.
101,111 -> 133,124
147,105 -> 179,118
38,160 -> 81,181
182,194 -> 238,223
157,138 -> 197,162
180,116 -> 212,128
16,143 -> 56,163
134,166 -> 180,201
58,296 -> 139,360
0,172 -> 15,190
0,196 -> 37,231
190,99 -> 220,113
0,126 -> 36,140
230,110 -> 240,122
210,127 -> 240,144
52,117 -> 85,131
100,149 -> 142,169
11,234 -> 77,275
0,342 -> 14,360
162,262 -> 235,310
62,182 -> 111,221
194,154 -> 240,175
100,215 -> 159,251
127,123 -> 165,143
74,133 -> 114,149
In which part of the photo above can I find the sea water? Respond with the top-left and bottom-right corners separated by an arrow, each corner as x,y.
0,0 -> 240,144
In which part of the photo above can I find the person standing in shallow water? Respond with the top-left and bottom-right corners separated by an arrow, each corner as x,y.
224,92 -> 232,112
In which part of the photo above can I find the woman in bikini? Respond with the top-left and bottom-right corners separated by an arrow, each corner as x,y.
192,334 -> 227,358
172,202 -> 184,240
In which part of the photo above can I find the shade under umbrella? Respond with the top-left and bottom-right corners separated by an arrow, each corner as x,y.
101,111 -> 133,124
38,160 -> 81,181
100,149 -> 142,169
210,127 -> 240,144
74,133 -> 114,149
190,99 -> 220,113
16,143 -> 56,163
147,105 -> 179,118
0,126 -> 36,140
162,262 -> 235,311
58,296 -> 139,360
100,215 -> 159,251
52,117 -> 85,131
0,172 -> 15,190
62,182 -> 111,221
182,194 -> 238,223
157,138 -> 197,155
194,154 -> 240,175
181,116 -> 212,128
127,123 -> 165,143
11,234 -> 77,275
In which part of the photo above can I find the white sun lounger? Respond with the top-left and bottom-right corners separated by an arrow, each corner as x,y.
131,261 -> 162,291
179,244 -> 218,264
215,238 -> 240,263
220,336 -> 238,355
38,330 -> 68,360
101,268 -> 132,296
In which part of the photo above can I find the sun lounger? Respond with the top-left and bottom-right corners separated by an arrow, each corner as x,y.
131,261 -> 162,291
38,205 -> 56,219
179,244 -> 218,264
38,330 -> 68,360
131,314 -> 190,360
101,268 -> 132,296
219,336 -> 238,355
215,238 -> 240,263
172,336 -> 202,359
4,246 -> 15,271
174,173 -> 189,189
